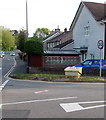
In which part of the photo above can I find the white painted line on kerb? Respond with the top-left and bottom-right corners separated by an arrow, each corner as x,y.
0,80 -> 10,91
34,90 -> 48,94
60,100 -> 106,113
1,96 -> 77,106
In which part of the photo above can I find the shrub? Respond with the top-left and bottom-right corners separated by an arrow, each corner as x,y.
24,40 -> 44,55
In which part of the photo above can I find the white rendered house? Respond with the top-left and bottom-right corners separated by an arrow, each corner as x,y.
70,1 -> 106,61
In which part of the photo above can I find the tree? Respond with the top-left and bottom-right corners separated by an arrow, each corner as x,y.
1,27 -> 15,51
33,28 -> 50,41
24,39 -> 44,55
17,28 -> 26,52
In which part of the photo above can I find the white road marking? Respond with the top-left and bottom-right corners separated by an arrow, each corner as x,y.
0,104 -> 2,109
1,96 -> 77,106
60,100 -> 106,112
0,67 -> 2,70
34,90 -> 48,94
4,57 -> 16,79
60,103 -> 83,112
0,80 -> 10,91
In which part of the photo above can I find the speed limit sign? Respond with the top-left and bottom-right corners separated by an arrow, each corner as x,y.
97,40 -> 103,49
97,40 -> 104,77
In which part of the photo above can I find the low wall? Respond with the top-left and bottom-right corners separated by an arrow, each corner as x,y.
28,55 -> 106,77
28,55 -> 80,74
28,55 -> 80,68
28,67 -> 106,77
82,68 -> 106,77
28,55 -> 43,67
28,67 -> 65,75
43,56 -> 80,68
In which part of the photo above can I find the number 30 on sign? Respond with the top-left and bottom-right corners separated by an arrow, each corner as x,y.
97,40 -> 103,49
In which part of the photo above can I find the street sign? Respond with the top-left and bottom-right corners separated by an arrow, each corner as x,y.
97,40 -> 103,49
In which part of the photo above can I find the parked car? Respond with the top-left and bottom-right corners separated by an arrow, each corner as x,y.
2,52 -> 5,56
0,53 -> 3,58
74,59 -> 106,69
10,52 -> 15,56
0,51 -> 5,58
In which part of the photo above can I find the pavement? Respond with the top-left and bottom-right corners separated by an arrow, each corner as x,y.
10,55 -> 28,75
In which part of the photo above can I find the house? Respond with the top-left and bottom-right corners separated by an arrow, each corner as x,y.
48,28 -> 74,50
40,28 -> 80,70
70,1 -> 106,61
43,28 -> 74,51
43,28 -> 61,51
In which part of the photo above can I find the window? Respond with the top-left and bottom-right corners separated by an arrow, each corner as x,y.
90,53 -> 94,59
82,60 -> 92,65
47,43 -> 53,48
92,60 -> 100,65
84,26 -> 90,36
52,42 -> 54,47
47,43 -> 50,48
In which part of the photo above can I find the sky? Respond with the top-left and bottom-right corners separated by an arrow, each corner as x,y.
0,0 -> 106,36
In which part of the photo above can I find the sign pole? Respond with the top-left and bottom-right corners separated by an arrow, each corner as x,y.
97,40 -> 103,77
100,49 -> 102,77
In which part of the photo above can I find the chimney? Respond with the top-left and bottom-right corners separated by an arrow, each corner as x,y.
64,28 -> 67,32
55,28 -> 60,33
55,25 -> 60,33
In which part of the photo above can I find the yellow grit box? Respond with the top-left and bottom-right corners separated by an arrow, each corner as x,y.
64,66 -> 82,78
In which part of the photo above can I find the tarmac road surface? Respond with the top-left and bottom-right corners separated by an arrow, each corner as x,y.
1,54 -> 106,119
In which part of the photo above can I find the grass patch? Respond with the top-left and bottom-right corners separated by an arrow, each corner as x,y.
80,76 -> 106,81
11,74 -> 106,82
11,74 -> 66,81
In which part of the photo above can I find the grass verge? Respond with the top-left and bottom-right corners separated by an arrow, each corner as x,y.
11,74 -> 106,82
11,74 -> 66,82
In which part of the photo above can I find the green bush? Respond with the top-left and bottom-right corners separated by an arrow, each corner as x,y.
24,40 -> 44,55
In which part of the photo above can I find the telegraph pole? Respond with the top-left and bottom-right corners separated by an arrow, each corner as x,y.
26,0 -> 28,40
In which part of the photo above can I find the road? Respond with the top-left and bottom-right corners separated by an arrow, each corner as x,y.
1,54 -> 106,119
2,54 -> 15,83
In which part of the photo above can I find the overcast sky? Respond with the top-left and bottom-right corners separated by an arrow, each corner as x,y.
0,0 -> 105,36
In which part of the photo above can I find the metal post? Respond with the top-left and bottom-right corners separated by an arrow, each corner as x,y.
100,49 -> 102,77
104,22 -> 106,60
104,2 -> 106,60
26,0 -> 28,40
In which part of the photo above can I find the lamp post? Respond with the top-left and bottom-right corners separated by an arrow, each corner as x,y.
26,0 -> 28,40
26,0 -> 29,73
